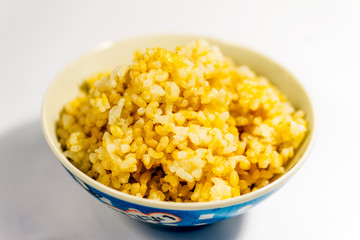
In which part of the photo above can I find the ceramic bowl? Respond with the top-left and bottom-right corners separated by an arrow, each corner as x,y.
41,34 -> 316,227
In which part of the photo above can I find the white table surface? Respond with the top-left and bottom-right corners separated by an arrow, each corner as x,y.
1,0 -> 359,239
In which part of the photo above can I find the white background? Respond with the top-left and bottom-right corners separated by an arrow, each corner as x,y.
1,0 -> 359,239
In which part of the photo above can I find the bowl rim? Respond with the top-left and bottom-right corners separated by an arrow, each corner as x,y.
41,34 -> 317,211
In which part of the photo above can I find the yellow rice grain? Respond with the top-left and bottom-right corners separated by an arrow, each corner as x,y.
57,40 -> 307,202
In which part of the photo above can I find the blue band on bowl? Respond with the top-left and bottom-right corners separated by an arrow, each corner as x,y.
64,167 -> 278,226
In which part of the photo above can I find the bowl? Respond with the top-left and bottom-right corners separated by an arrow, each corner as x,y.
41,34 -> 316,227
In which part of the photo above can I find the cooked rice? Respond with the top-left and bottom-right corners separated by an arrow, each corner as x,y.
56,40 -> 307,202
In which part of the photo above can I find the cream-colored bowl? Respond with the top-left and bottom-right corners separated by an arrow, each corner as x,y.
41,35 -> 316,226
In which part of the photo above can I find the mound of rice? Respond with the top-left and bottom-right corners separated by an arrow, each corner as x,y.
56,40 -> 307,202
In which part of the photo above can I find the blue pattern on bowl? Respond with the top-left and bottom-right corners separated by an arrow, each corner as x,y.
65,168 -> 277,226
